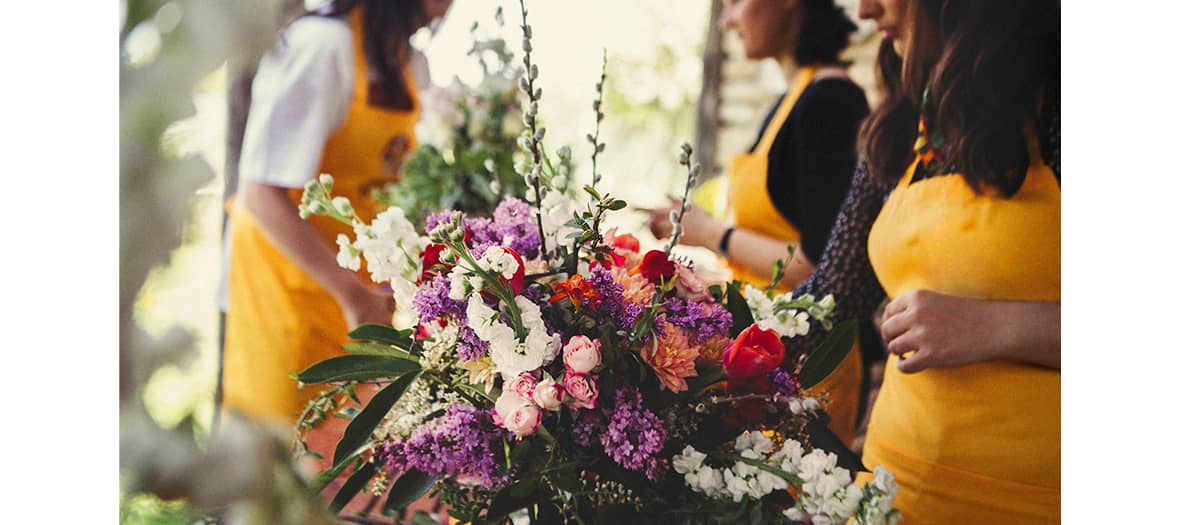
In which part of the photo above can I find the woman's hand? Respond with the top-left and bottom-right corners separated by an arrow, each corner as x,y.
340,284 -> 397,329
880,290 -> 1060,373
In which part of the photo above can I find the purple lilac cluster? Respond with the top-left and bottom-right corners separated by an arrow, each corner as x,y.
663,298 -> 733,342
570,409 -> 606,448
586,265 -> 642,330
413,276 -> 466,323
770,367 -> 799,400
376,405 -> 508,488
457,324 -> 488,361
451,198 -> 542,259
600,389 -> 667,480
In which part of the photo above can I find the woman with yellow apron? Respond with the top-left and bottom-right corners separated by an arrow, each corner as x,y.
786,0 -> 1061,521
649,0 -> 868,445
222,0 -> 450,440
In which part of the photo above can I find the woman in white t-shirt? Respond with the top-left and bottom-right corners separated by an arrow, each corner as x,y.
221,0 -> 451,437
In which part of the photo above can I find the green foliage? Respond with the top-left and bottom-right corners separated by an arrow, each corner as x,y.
382,469 -> 439,516
297,355 -> 421,384
334,372 -> 421,466
725,282 -> 755,337
797,320 -> 858,389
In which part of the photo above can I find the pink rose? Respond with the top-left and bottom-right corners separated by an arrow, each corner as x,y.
563,373 -> 599,410
506,372 -> 539,399
493,392 -> 541,437
563,336 -> 602,374
532,378 -> 565,411
674,263 -> 710,301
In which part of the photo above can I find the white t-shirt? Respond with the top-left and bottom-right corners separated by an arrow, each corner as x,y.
239,15 -> 354,189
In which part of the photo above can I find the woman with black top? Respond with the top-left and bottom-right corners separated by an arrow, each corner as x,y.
788,0 -> 1061,521
649,0 -> 869,446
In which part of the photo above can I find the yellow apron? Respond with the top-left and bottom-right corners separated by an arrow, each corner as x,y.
861,144 -> 1060,523
725,66 -> 862,446
223,8 -> 420,426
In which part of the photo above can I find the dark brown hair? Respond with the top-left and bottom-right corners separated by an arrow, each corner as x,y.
794,0 -> 859,67
315,0 -> 426,111
859,0 -> 1060,195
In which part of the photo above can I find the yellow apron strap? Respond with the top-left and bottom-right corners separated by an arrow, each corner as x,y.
752,66 -> 817,157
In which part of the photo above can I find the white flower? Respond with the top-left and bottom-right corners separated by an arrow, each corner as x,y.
771,439 -> 806,473
672,446 -> 707,475
480,245 -> 520,279
352,207 -> 426,285
539,190 -> 578,252
466,296 -> 555,379
798,449 -> 839,482
335,234 -> 360,271
734,431 -> 775,457
871,465 -> 898,494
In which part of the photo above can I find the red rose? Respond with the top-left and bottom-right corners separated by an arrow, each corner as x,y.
723,325 -> 786,381
611,233 -> 640,253
634,250 -> 676,283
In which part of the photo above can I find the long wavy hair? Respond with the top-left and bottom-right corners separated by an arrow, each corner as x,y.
859,0 -> 1060,195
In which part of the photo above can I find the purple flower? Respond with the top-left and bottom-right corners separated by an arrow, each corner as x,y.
457,323 -> 488,361
571,409 -> 606,447
586,266 -> 642,330
425,210 -> 465,233
771,367 -> 799,399
377,405 -> 509,488
600,389 -> 667,480
490,198 -> 541,259
413,276 -> 466,323
664,298 -> 732,342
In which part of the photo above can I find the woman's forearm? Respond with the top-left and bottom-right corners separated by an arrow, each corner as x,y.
723,227 -> 815,288
241,181 -> 369,306
988,300 -> 1060,368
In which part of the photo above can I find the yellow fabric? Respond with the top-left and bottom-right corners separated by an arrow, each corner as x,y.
223,8 -> 420,425
724,66 -> 861,446
860,145 -> 1060,523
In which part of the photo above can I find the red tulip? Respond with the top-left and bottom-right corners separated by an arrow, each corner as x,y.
723,325 -> 786,381
611,233 -> 640,253
418,243 -> 449,283
634,250 -> 676,283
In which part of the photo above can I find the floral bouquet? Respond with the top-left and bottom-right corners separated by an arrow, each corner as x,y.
374,7 -> 572,227
293,3 -> 900,524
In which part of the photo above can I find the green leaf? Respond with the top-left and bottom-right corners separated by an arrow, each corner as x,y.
328,461 -> 379,513
382,468 -> 438,516
348,323 -> 413,349
411,511 -> 439,525
333,407 -> 360,420
583,185 -> 602,200
797,320 -> 858,389
717,453 -> 804,485
805,413 -> 866,473
486,477 -> 538,523
725,282 -> 755,337
605,199 -> 627,210
297,355 -> 420,384
311,452 -> 360,494
333,372 -> 420,467
342,342 -> 414,360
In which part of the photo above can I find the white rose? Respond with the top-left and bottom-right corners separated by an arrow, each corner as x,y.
532,378 -> 564,411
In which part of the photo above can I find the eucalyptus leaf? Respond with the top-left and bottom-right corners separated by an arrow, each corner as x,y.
333,371 -> 420,466
797,320 -> 858,389
328,461 -> 379,513
725,282 -> 754,337
297,354 -> 420,384
342,342 -> 414,360
605,199 -> 627,210
348,323 -> 414,348
382,468 -> 438,516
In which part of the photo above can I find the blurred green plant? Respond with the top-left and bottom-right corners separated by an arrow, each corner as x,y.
120,0 -> 333,523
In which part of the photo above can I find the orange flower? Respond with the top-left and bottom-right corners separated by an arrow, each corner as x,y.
640,325 -> 700,393
610,266 -> 655,306
548,274 -> 602,311
697,334 -> 731,366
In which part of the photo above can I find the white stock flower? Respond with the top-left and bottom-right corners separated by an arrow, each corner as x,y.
798,449 -> 839,483
672,446 -> 707,475
734,431 -> 775,457
465,296 -> 554,379
335,234 -> 360,271
771,439 -> 806,473
480,245 -> 520,279
353,207 -> 426,285
540,190 -> 578,251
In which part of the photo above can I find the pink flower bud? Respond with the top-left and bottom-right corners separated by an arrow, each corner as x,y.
506,372 -> 539,399
563,336 -> 602,374
563,373 -> 599,410
532,379 -> 565,411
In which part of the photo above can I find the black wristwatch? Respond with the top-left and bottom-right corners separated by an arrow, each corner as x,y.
718,226 -> 736,257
